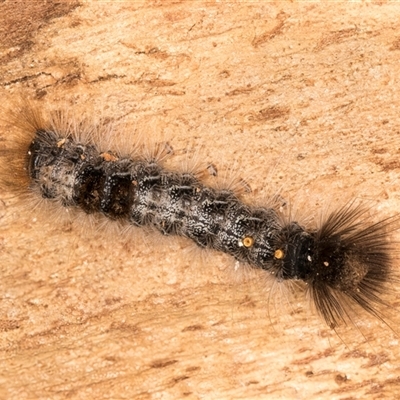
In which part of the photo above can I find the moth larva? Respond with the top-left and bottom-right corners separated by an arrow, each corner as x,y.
1,100 -> 399,331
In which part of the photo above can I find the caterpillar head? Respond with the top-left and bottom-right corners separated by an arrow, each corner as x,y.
272,203 -> 396,328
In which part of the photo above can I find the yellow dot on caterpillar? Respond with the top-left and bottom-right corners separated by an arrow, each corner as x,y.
57,138 -> 66,148
274,249 -> 284,259
323,261 -> 329,267
242,236 -> 254,248
101,152 -> 119,162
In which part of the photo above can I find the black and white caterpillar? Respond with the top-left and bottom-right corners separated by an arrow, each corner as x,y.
1,101 -> 399,330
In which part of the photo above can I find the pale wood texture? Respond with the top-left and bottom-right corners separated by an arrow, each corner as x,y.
1,1 -> 400,399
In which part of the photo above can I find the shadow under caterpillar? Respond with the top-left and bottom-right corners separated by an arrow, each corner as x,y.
1,100 -> 399,331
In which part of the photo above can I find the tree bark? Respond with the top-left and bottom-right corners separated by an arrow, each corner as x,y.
1,1 -> 400,399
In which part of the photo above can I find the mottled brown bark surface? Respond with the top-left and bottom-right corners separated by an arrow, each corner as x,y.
1,1 -> 400,399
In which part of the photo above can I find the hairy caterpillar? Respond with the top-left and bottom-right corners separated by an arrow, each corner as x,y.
1,100 -> 399,331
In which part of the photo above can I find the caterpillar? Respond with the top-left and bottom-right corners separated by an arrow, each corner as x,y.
1,100 -> 399,331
